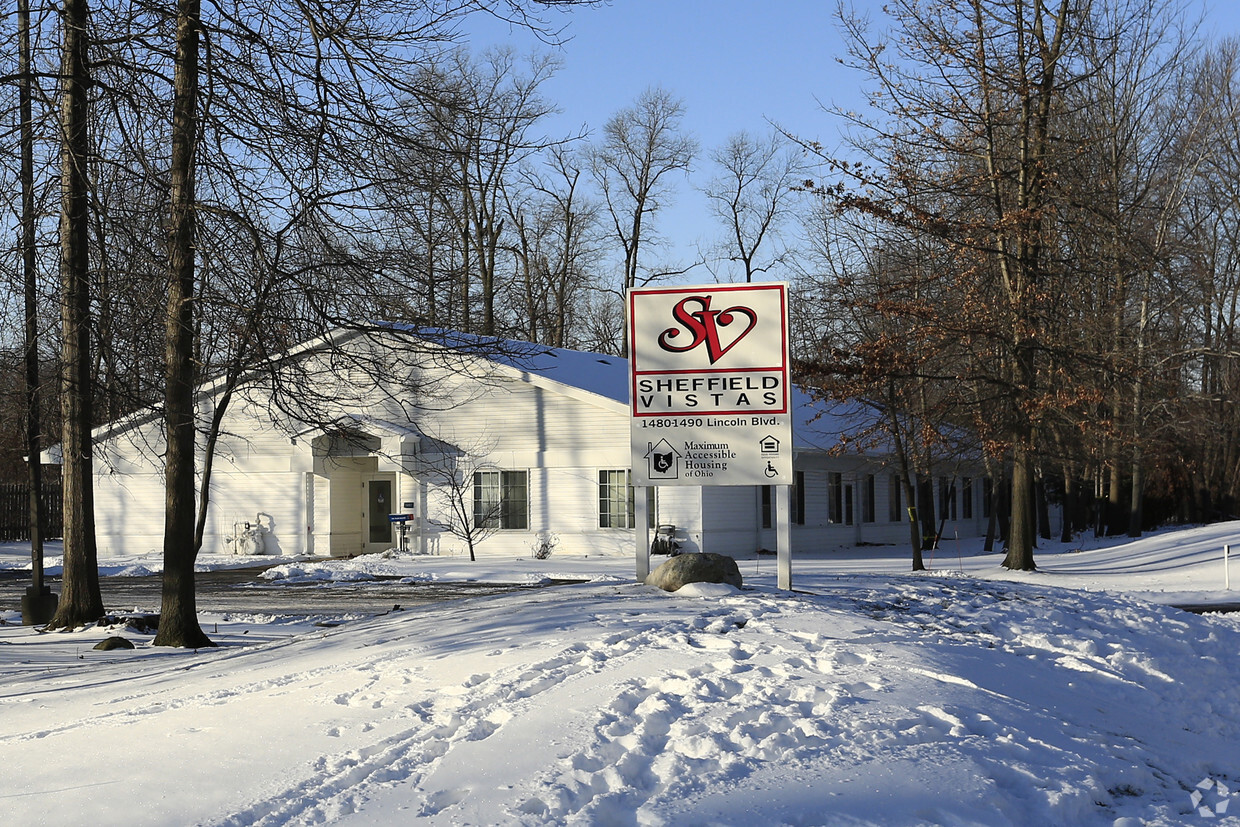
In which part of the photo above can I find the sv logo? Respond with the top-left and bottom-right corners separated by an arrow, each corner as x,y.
657,295 -> 758,364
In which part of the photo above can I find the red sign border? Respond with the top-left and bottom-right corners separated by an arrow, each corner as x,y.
628,283 -> 790,418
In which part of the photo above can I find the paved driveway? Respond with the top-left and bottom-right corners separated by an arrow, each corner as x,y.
0,566 -> 547,619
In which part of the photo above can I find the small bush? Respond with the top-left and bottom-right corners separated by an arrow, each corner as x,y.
531,532 -> 558,560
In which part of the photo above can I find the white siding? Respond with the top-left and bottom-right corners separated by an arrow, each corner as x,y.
86,334 -> 991,563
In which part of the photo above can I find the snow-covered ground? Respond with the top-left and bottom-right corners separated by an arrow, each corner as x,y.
3,524 -> 1240,826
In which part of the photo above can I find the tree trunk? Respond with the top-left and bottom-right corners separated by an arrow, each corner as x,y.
1060,462 -> 1077,543
19,0 -> 56,622
193,386 -> 234,553
1127,451 -> 1145,537
154,0 -> 213,648
904,477 -> 925,571
48,0 -> 104,628
1002,446 -> 1037,570
884,395 -> 924,571
1127,296 -> 1148,538
1106,454 -> 1125,535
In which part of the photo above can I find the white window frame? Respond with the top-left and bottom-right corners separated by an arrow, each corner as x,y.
473,469 -> 529,530
599,469 -> 636,529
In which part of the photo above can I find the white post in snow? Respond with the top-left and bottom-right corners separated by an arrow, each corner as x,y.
636,485 -> 650,581
777,484 -> 792,590
1226,544 -> 1231,591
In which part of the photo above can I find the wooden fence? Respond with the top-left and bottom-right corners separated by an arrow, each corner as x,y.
0,483 -> 63,541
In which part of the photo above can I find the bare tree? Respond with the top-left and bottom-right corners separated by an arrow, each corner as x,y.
589,87 -> 697,354
804,0 -> 1105,570
146,2 -> 596,646
797,207 -> 981,569
153,0 -> 211,648
16,0 -> 55,622
416,435 -> 503,562
47,0 -> 105,629
703,129 -> 806,283
506,145 -> 601,346
395,47 -> 564,336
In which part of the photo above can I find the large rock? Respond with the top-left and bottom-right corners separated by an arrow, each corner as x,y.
645,552 -> 743,592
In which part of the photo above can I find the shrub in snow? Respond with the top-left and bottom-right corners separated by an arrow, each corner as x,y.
645,552 -> 743,592
531,532 -> 558,560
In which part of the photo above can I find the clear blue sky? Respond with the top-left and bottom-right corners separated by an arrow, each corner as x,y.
468,0 -> 1240,281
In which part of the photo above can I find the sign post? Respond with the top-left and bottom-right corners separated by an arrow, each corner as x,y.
627,283 -> 794,586
635,485 -> 650,581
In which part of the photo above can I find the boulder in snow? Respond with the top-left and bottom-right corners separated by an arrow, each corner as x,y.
645,552 -> 743,592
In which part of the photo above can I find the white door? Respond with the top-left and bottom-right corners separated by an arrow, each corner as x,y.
361,475 -> 395,554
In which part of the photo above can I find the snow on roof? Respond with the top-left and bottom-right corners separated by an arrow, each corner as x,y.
385,325 -> 629,406
490,342 -> 631,406
392,326 -> 878,454
66,324 -> 879,459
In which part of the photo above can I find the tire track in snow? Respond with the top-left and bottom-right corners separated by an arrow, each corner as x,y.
507,596 -> 888,825
206,602 -> 771,826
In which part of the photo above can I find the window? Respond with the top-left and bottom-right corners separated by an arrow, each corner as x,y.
982,477 -> 993,519
862,474 -> 876,523
761,473 -> 805,526
794,471 -> 805,525
844,483 -> 854,525
962,477 -> 973,519
599,469 -> 636,528
473,470 -> 528,529
828,472 -> 843,524
889,474 -> 903,522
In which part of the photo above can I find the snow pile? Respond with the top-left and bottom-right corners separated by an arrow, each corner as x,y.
0,552 -> 307,577
2,525 -> 1240,825
258,548 -> 636,586
261,562 -> 378,582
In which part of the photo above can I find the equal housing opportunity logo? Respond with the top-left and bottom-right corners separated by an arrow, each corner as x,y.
1190,777 -> 1233,818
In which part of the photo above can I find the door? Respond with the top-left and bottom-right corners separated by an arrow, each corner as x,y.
362,476 -> 394,554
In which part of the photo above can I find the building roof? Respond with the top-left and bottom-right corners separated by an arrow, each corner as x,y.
392,327 -> 870,455
385,326 -> 631,407
51,326 -> 881,462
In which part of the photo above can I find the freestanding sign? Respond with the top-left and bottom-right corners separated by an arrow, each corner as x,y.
628,282 -> 794,487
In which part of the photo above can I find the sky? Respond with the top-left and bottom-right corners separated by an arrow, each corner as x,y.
465,0 -> 1240,281
3,523 -> 1240,825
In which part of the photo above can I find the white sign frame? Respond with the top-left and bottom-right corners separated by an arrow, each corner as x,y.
628,282 -> 793,487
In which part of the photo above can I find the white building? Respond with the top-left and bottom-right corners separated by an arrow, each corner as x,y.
77,329 -> 991,559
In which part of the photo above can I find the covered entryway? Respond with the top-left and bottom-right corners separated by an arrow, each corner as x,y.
300,416 -> 424,557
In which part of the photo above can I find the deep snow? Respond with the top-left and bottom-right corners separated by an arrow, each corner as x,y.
2,524 -> 1240,826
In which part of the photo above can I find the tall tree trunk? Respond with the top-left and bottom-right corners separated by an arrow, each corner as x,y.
19,0 -> 56,623
904,477 -> 924,571
154,0 -> 212,648
1060,461 -> 1077,543
1127,291 -> 1150,537
48,0 -> 104,628
884,385 -> 925,570
1003,445 -> 1037,570
1107,451 -> 1125,535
